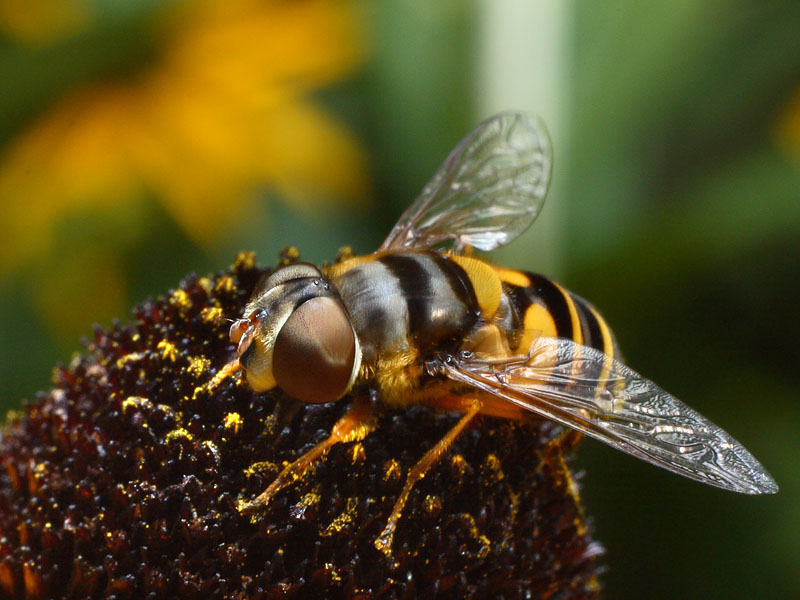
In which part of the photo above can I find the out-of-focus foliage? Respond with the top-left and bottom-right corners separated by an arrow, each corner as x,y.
563,3 -> 800,599
0,0 -> 367,351
0,1 -> 797,598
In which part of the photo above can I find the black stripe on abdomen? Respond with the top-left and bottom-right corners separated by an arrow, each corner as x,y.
525,273 -> 574,341
378,253 -> 477,350
570,293 -> 604,353
379,254 -> 432,338
430,253 -> 481,318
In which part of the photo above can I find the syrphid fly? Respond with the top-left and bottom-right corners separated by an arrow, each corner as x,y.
214,112 -> 778,555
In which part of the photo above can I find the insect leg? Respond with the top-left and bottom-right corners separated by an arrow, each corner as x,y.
238,392 -> 377,514
374,397 -> 482,556
193,359 -> 241,400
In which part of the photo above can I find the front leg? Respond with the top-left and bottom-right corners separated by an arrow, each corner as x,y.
238,392 -> 377,514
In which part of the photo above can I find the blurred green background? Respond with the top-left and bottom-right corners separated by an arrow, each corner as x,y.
1,1 -> 798,597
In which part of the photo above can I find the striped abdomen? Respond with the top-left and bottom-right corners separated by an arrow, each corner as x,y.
498,270 -> 618,360
329,252 -> 482,363
327,251 -> 616,365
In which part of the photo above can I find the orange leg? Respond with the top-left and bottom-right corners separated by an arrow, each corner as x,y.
238,393 -> 376,514
192,359 -> 242,401
374,397 -> 482,556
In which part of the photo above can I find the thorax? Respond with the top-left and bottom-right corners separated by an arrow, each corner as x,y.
326,251 -> 482,364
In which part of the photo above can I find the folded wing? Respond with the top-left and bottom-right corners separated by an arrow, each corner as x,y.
438,337 -> 778,494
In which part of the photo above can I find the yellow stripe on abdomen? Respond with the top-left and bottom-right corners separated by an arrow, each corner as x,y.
517,303 -> 559,353
551,281 -> 583,345
588,304 -> 616,360
448,254 -> 502,319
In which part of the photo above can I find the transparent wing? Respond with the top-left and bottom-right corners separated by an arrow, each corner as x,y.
380,112 -> 552,253
438,337 -> 778,494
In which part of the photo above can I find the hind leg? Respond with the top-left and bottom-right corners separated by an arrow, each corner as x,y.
374,397 -> 482,556
238,392 -> 377,514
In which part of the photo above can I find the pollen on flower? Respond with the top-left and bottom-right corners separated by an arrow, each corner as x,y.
200,305 -> 223,324
423,494 -> 442,516
165,427 -> 193,443
115,351 -> 145,369
321,497 -> 359,536
121,395 -> 152,413
383,458 -> 401,483
169,288 -> 191,311
197,277 -> 214,295
223,411 -> 243,434
278,246 -> 300,265
216,275 -> 237,295
481,452 -> 505,482
350,442 -> 366,464
187,355 -> 211,377
450,452 -> 468,477
243,460 -> 278,478
157,339 -> 178,362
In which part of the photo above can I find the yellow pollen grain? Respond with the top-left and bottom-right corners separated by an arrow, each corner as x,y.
200,306 -> 223,324
325,563 -> 342,583
450,454 -> 467,477
158,404 -> 179,422
350,442 -> 365,464
202,441 -> 221,466
262,413 -> 278,437
157,339 -> 178,362
223,412 -> 243,434
295,492 -> 321,511
234,251 -> 256,270
321,497 -> 358,537
122,396 -> 152,413
383,459 -> 401,483
4,409 -> 22,425
458,512 -> 491,558
476,535 -> 491,559
482,453 -> 504,482
170,289 -> 191,310
243,461 -> 277,478
423,494 -> 442,514
197,277 -> 213,295
215,275 -> 236,294
280,246 -> 301,264
116,352 -> 145,369
165,428 -> 193,443
186,356 -> 211,377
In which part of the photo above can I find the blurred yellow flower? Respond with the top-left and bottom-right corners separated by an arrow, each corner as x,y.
0,0 -> 368,275
0,0 -> 91,42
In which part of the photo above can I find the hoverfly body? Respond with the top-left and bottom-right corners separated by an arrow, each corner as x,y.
218,112 -> 778,555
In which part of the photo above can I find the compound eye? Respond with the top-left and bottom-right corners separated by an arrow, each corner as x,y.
273,297 -> 356,404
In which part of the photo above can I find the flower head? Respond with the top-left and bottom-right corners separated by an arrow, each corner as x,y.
0,252 -> 602,598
